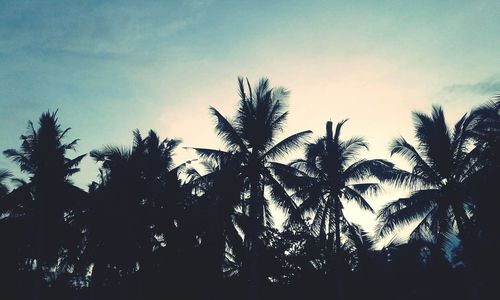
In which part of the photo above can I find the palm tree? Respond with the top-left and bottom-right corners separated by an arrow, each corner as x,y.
469,96 -> 500,167
192,77 -> 311,299
1,110 -> 86,297
4,111 -> 85,184
84,129 -> 188,297
377,105 -> 485,261
466,98 -> 499,234
463,98 -> 500,296
182,153 -> 247,297
139,130 -> 184,254
283,120 -> 390,299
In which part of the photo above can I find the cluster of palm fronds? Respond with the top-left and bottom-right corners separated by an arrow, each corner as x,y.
0,78 -> 498,300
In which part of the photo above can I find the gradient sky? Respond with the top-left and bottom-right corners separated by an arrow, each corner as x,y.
1,0 -> 499,235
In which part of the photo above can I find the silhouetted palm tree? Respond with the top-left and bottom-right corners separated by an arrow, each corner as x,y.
463,98 -> 500,297
139,130 -> 185,253
465,99 -> 499,233
1,111 -> 86,297
377,105 -> 485,261
284,120 -> 389,299
193,77 -> 311,299
469,97 -> 500,166
182,154 -> 248,298
84,129 -> 188,298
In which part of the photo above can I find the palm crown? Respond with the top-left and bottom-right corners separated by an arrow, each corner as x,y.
377,105 -> 484,251
4,111 -> 85,183
194,77 -> 311,227
286,120 -> 389,255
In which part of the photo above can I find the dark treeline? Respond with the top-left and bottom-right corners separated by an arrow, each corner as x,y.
0,77 -> 498,300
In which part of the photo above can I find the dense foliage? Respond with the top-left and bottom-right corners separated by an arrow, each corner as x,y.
0,78 -> 498,300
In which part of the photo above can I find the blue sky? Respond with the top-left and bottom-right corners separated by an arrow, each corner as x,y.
1,0 -> 499,232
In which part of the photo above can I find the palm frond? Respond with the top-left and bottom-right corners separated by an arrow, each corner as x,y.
65,154 -> 86,170
390,136 -> 440,184
343,187 -> 374,212
237,76 -> 247,101
408,206 -> 438,243
267,162 -> 312,192
191,148 -> 234,165
3,149 -> 34,173
263,130 -> 312,161
376,167 -> 434,190
269,111 -> 288,134
340,136 -> 369,165
412,106 -> 453,179
377,189 -> 439,238
209,107 -> 247,152
290,158 -> 322,178
264,170 -> 298,214
333,119 -> 349,144
348,182 -> 383,198
64,138 -> 80,151
90,145 -> 131,163
343,159 -> 394,183
132,129 -> 144,150
0,169 -> 12,182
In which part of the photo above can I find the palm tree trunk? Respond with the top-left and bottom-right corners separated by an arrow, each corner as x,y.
333,194 -> 344,300
33,182 -> 50,300
326,121 -> 344,299
334,195 -> 341,256
247,176 -> 262,300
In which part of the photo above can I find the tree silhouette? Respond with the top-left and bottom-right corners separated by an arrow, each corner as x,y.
377,105 -> 487,267
0,81 -> 497,300
192,77 -> 311,299
464,98 -> 500,298
82,129 -> 192,298
284,120 -> 390,299
466,98 -> 500,237
183,149 -> 247,297
1,111 -> 86,298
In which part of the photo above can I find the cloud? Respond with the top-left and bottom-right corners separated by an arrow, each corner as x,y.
442,76 -> 500,95
0,1 -> 207,57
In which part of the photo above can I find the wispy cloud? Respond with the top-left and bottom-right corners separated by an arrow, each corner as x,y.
0,1 -> 207,57
442,76 -> 500,95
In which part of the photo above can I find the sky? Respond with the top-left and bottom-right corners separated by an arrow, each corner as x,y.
1,0 -> 499,236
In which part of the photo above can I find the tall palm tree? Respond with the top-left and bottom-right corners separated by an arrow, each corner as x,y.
377,105 -> 484,260
192,77 -> 311,299
1,111 -> 86,297
283,120 -> 390,299
466,98 -> 499,234
4,111 -> 85,184
183,153 -> 247,298
84,129 -> 188,297
139,130 -> 184,252
462,98 -> 500,296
